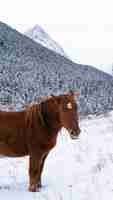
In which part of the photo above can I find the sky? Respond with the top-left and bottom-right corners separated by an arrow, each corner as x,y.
0,0 -> 113,74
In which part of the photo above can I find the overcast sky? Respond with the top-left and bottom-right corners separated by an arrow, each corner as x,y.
0,0 -> 113,74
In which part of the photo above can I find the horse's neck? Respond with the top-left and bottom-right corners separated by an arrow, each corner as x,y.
40,101 -> 62,134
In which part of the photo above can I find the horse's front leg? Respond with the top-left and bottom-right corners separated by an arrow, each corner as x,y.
29,155 -> 42,192
38,152 -> 49,188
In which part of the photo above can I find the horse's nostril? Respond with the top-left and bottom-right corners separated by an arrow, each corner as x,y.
69,128 -> 81,140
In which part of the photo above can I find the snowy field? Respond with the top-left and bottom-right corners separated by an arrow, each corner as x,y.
0,111 -> 113,199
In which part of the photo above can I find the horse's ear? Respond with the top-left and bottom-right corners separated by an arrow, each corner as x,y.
69,90 -> 74,95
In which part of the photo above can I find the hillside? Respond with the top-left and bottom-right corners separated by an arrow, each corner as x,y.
0,22 -> 113,115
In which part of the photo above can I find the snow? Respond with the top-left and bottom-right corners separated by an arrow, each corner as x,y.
0,22 -> 113,115
25,25 -> 66,57
0,111 -> 113,199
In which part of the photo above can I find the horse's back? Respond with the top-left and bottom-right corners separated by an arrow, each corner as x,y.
0,110 -> 25,127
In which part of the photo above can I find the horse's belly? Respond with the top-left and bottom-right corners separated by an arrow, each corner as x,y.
0,142 -> 16,156
0,142 -> 27,157
0,128 -> 28,157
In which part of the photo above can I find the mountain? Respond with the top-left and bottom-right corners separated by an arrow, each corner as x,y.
88,63 -> 112,75
25,27 -> 113,76
25,25 -> 66,57
0,22 -> 113,115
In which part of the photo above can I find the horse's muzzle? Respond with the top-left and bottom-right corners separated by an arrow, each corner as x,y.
69,128 -> 81,140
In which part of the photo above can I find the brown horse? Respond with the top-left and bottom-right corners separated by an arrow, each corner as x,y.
0,92 -> 80,192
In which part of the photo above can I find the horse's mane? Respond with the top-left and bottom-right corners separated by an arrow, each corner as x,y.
25,95 -> 61,134
25,97 -> 52,130
25,103 -> 38,129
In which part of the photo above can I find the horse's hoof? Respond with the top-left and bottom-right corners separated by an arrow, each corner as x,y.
38,182 -> 42,188
29,184 -> 37,192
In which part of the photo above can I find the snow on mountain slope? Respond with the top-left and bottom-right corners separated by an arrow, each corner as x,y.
0,22 -> 113,115
0,111 -> 113,199
25,26 -> 113,76
25,25 -> 66,57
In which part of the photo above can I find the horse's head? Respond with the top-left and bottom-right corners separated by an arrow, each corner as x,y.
37,92 -> 80,139
56,92 -> 81,139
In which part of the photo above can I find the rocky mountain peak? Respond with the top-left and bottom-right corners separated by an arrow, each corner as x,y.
25,24 -> 66,57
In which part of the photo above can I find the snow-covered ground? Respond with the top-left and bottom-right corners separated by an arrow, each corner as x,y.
0,111 -> 113,199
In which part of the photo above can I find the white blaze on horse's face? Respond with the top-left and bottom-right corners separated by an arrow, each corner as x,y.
67,102 -> 72,109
